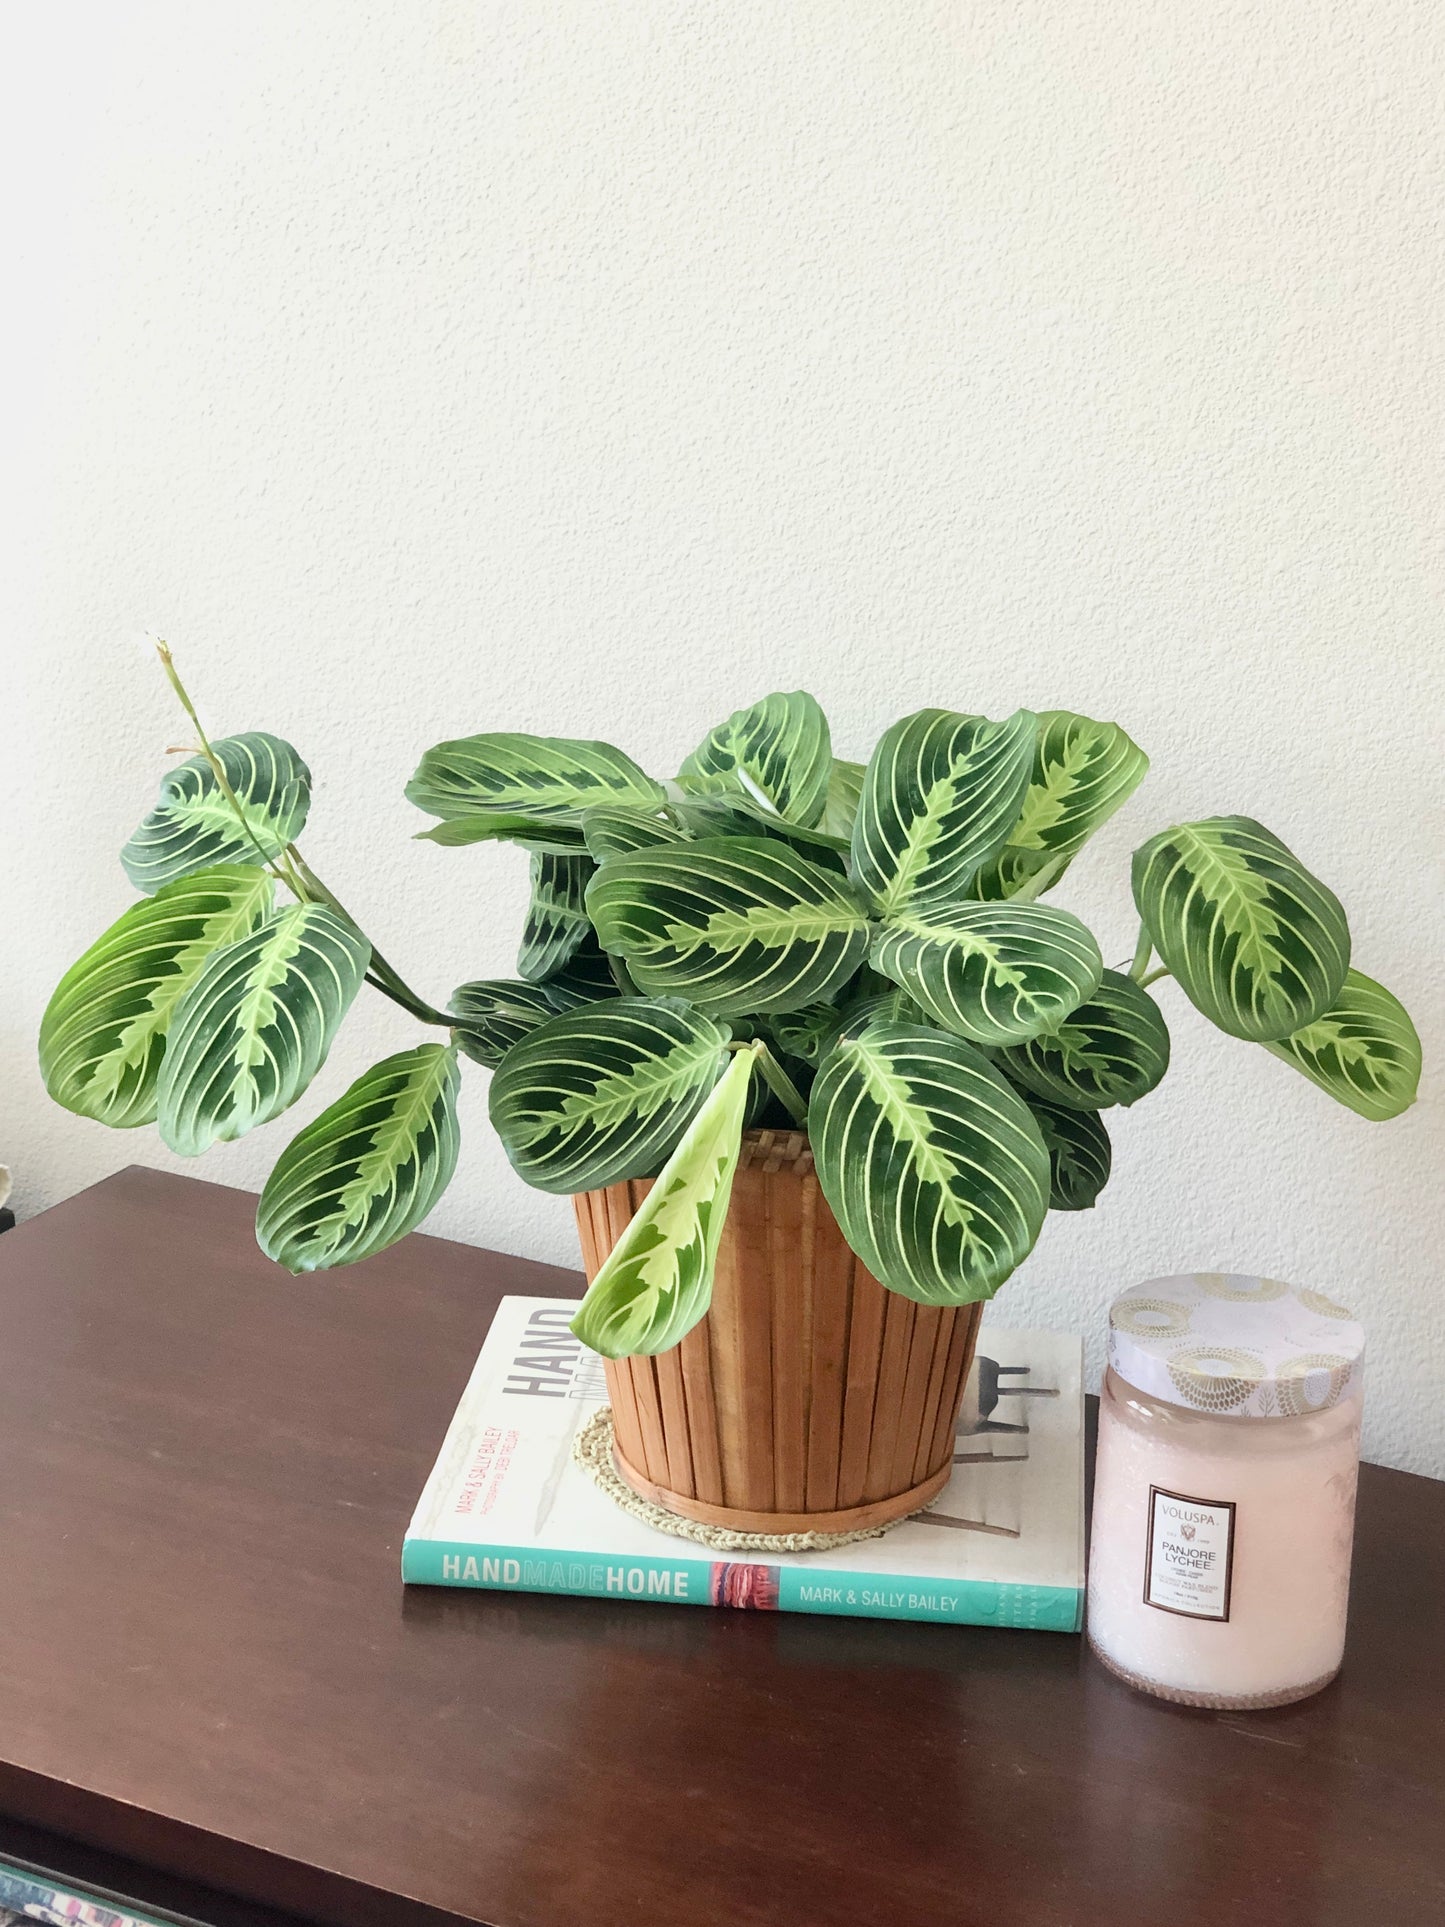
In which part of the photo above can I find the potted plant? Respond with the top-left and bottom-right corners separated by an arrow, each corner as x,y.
41,655 -> 1420,1535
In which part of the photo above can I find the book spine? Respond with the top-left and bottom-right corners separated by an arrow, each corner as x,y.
402,1539 -> 1082,1631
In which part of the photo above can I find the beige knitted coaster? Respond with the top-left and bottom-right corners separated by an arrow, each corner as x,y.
572,1407 -> 929,1553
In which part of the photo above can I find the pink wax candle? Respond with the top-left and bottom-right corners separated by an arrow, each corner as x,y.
1087,1274 -> 1363,1710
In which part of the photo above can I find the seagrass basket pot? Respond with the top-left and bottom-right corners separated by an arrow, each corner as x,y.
572,1127 -> 983,1535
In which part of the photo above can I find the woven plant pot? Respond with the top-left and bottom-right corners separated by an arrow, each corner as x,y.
572,1127 -> 983,1536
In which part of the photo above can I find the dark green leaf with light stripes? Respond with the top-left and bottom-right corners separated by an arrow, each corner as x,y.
518,853 -> 596,983
449,979 -> 562,1067
121,734 -> 311,893
679,691 -> 832,828
820,759 -> 866,842
850,708 -> 1038,916
256,1043 -> 461,1272
1262,969 -> 1420,1120
581,807 -> 690,859
406,732 -> 664,826
157,904 -> 370,1154
489,998 -> 731,1194
971,711 -> 1148,901
870,901 -> 1103,1046
415,813 -> 587,854
39,865 -> 276,1127
809,1019 -> 1050,1306
542,932 -> 619,1006
995,969 -> 1169,1112
587,838 -> 871,1016
1132,816 -> 1350,1042
1019,1092 -> 1112,1210
570,1046 -> 753,1358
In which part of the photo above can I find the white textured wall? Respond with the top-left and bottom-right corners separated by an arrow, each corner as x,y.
4,2 -> 1442,1472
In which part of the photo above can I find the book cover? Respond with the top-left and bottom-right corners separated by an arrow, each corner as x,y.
402,1297 -> 1084,1630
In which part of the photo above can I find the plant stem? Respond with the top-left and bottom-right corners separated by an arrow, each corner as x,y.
1139,965 -> 1171,990
748,1040 -> 809,1129
1127,923 -> 1154,983
1010,852 -> 1070,903
287,852 -> 451,1025
608,955 -> 638,996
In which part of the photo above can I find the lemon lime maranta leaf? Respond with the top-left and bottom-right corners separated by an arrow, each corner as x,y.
581,807 -> 690,859
157,904 -> 371,1155
39,865 -> 276,1127
406,732 -> 665,828
415,813 -> 588,854
1132,816 -> 1350,1043
870,901 -> 1103,1048
679,691 -> 832,829
1015,1089 -> 1113,1210
1262,969 -> 1421,1120
995,969 -> 1169,1112
850,708 -> 1038,917
809,1018 -> 1050,1306
256,1042 -> 461,1272
970,712 -> 1148,901
819,758 -> 866,842
570,1046 -> 753,1359
121,734 -> 311,894
449,979 -> 562,1067
587,837 -> 871,1017
489,998 -> 731,1195
517,853 -> 596,983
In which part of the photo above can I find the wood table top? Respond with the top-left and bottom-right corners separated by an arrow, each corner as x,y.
0,1166 -> 1440,1927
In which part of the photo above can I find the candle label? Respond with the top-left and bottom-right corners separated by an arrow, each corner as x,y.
1144,1486 -> 1236,1620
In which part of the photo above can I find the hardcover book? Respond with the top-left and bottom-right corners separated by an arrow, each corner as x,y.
403,1297 -> 1084,1630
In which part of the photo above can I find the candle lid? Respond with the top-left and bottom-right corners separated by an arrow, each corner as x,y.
1107,1274 -> 1364,1418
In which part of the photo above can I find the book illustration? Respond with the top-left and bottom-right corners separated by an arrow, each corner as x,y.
404,1298 -> 1084,1629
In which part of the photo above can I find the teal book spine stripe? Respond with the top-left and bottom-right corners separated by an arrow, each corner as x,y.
402,1539 -> 1082,1630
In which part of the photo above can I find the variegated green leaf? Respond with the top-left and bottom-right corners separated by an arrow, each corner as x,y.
996,969 -> 1169,1112
971,712 -> 1148,901
669,786 -> 851,869
850,708 -> 1038,917
256,1043 -> 461,1271
157,905 -> 370,1155
810,1019 -> 1050,1306
587,837 -> 871,1016
406,732 -> 664,827
518,853 -> 596,983
820,758 -> 866,842
542,933 -> 619,1006
449,979 -> 561,1068
870,901 -> 1103,1047
1133,816 -> 1350,1042
679,691 -> 832,828
416,813 -> 587,854
489,998 -> 731,1194
1019,1091 -> 1112,1210
1262,969 -> 1421,1120
767,1001 -> 848,1068
39,866 -> 276,1127
581,807 -> 690,859
121,734 -> 311,894
569,1046 -> 753,1358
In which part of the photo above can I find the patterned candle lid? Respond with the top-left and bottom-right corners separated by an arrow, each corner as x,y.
1108,1274 -> 1364,1419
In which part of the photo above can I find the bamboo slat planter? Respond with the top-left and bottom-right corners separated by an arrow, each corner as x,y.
572,1128 -> 983,1536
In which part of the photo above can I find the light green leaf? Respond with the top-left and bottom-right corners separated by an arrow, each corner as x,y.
518,853 -> 596,983
819,758 -> 866,842
121,734 -> 311,893
1133,816 -> 1350,1041
39,866 -> 276,1127
406,732 -> 664,827
416,813 -> 587,855
581,807 -> 690,859
809,1018 -> 1050,1306
870,901 -> 1103,1047
587,837 -> 871,1016
157,904 -> 370,1155
256,1043 -> 461,1272
569,1046 -> 753,1358
489,997 -> 731,1194
971,712 -> 1148,900
1018,1090 -> 1112,1210
449,979 -> 561,1067
850,708 -> 1038,916
995,969 -> 1170,1112
1262,969 -> 1421,1120
679,691 -> 832,828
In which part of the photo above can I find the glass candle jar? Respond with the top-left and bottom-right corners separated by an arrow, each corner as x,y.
1087,1274 -> 1363,1710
